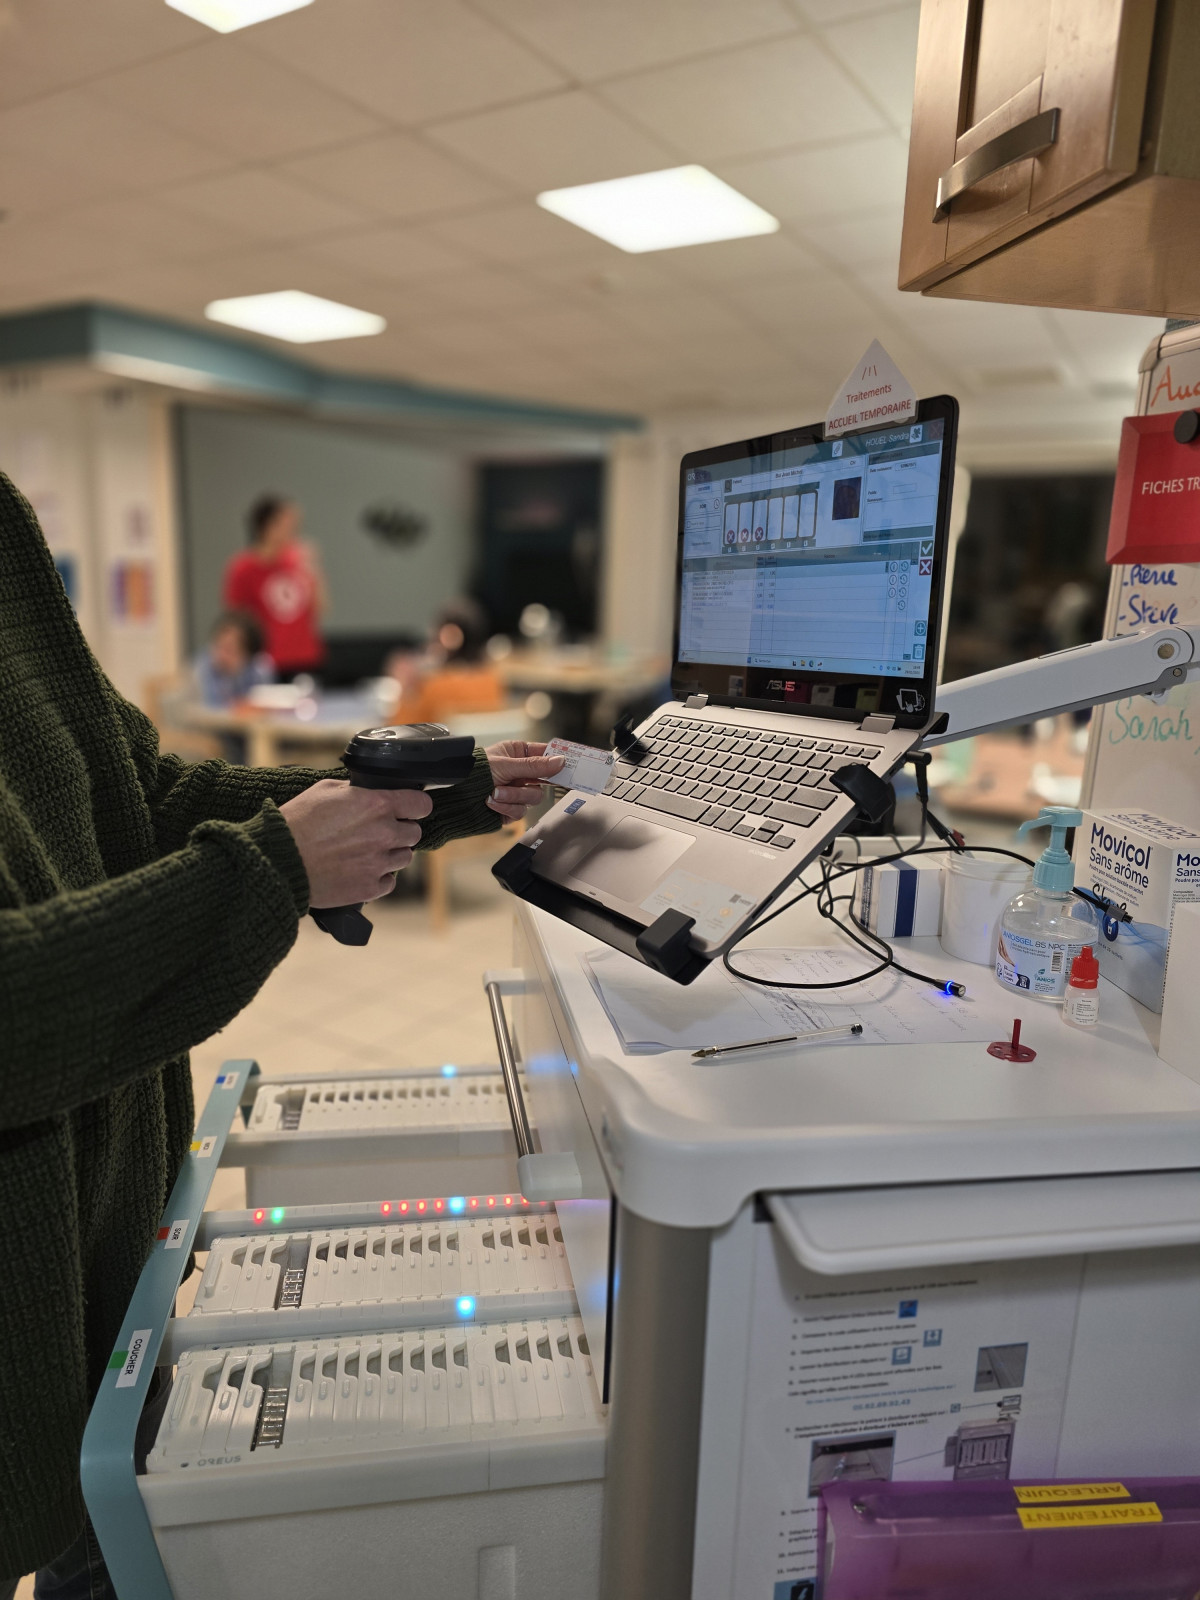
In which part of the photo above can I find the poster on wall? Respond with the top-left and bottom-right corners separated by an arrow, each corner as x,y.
110,560 -> 156,624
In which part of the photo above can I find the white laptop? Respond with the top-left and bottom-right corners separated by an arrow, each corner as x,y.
495,397 -> 959,982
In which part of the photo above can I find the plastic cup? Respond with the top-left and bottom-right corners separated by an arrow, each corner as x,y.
941,854 -> 1032,966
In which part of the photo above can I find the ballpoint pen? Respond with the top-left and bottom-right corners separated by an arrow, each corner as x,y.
693,1022 -> 863,1059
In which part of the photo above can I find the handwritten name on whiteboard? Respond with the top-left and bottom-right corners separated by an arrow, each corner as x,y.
1114,563 -> 1199,632
1106,697 -> 1196,749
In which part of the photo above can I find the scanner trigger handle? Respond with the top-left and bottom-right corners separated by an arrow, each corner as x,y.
309,903 -> 373,946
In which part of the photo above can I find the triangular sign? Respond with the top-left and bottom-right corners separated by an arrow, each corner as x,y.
825,339 -> 917,438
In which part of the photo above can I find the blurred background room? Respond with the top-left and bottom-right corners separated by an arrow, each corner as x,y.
0,0 -> 1168,1076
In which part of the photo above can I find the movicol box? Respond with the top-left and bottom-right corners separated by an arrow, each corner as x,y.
852,857 -> 943,939
1074,810 -> 1200,1012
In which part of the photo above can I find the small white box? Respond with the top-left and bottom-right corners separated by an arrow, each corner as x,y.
1074,810 -> 1200,1013
1158,900 -> 1200,1078
852,858 -> 943,938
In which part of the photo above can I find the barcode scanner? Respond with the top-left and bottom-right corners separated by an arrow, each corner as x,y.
309,723 -> 476,946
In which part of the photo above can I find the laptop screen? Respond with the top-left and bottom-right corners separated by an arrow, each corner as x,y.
673,396 -> 957,727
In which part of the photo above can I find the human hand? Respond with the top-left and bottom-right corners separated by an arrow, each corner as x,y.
485,740 -> 565,821
279,780 -> 433,906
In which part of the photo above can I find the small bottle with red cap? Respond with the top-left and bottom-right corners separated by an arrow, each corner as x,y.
1062,946 -> 1100,1029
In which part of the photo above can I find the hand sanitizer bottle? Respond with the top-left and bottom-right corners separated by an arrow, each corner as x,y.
995,806 -> 1101,1002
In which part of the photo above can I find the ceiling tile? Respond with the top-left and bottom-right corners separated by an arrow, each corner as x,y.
165,169 -> 368,242
658,231 -> 821,285
820,2 -> 920,129
90,39 -> 383,163
798,206 -> 904,268
424,90 -> 677,191
854,265 -> 1062,368
1042,308 -> 1164,388
0,0 -> 201,110
0,213 -> 145,290
716,132 -> 909,220
176,243 -> 390,308
426,201 -> 617,265
281,132 -> 508,221
53,194 -> 249,261
598,35 -> 886,162
470,0 -> 797,81
247,0 -> 565,124
789,0 -> 913,22
389,265 -> 548,314
0,88 -> 230,215
305,225 -> 471,283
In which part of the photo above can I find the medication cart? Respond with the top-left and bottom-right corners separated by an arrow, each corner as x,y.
81,1061 -> 606,1600
88,879 -> 1200,1600
494,884 -> 1200,1600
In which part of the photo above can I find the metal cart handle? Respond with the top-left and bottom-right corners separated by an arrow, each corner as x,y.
933,106 -> 1059,221
484,970 -> 583,1203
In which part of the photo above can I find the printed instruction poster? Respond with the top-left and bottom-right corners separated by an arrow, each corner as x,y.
732,1223 -> 1083,1598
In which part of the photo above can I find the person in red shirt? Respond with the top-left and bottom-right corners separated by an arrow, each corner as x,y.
223,495 -> 327,677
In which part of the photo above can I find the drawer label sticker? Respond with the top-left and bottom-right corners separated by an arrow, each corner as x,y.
109,1328 -> 153,1389
1018,1503 -> 1161,1531
157,1218 -> 189,1250
190,1136 -> 217,1159
1015,1483 -> 1129,1504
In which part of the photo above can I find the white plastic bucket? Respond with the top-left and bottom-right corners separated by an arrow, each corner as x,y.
941,854 -> 1032,966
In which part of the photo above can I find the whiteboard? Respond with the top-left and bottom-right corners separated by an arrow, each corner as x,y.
1085,327 -> 1200,830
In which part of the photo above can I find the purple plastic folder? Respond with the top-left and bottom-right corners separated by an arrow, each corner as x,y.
817,1479 -> 1200,1599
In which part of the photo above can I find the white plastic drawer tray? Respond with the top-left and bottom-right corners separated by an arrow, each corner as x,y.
225,1068 -> 529,1207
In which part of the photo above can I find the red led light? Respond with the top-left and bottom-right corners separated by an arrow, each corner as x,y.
434,1199 -> 444,1212
380,1202 -> 391,1215
486,1196 -> 495,1207
469,1198 -> 478,1209
504,1196 -> 512,1206
253,1209 -> 265,1223
417,1200 -> 426,1212
399,1202 -> 409,1213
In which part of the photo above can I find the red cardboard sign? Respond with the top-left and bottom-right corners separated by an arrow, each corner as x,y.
1107,410 -> 1200,564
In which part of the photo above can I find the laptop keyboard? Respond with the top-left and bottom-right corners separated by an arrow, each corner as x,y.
605,716 -> 883,850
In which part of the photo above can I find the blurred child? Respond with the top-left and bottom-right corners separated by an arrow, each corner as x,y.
194,611 -> 274,709
396,599 -> 506,723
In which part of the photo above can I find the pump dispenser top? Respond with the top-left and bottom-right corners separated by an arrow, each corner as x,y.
1017,806 -> 1083,893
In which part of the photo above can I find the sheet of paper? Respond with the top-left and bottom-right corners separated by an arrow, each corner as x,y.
582,944 -> 1024,1054
544,737 -> 615,795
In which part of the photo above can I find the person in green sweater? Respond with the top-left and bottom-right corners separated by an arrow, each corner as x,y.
0,473 -> 561,1598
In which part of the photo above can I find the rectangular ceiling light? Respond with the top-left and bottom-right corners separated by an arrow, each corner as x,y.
166,0 -> 313,33
205,290 -> 385,343
537,165 -> 779,254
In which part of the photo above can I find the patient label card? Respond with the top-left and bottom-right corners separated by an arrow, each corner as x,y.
545,738 -> 615,795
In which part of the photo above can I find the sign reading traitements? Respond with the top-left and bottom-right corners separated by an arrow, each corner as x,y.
824,340 -> 916,438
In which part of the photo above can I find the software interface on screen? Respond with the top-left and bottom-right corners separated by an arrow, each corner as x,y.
679,420 -> 945,678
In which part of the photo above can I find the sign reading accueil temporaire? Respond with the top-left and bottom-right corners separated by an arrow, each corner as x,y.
824,340 -> 916,438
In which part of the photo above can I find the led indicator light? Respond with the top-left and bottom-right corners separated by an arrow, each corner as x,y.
469,1198 -> 479,1209
434,1199 -> 444,1212
456,1296 -> 475,1318
417,1200 -> 426,1212
380,1202 -> 391,1215
399,1201 -> 409,1213
441,1063 -> 457,1077
270,1207 -> 285,1225
486,1197 -> 496,1207
504,1196 -> 513,1206
449,1196 -> 465,1213
253,1209 -> 265,1223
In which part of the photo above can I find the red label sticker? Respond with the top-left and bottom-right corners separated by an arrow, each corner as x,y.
1107,411 -> 1200,564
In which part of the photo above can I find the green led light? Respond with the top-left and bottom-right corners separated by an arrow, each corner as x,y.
270,1206 -> 285,1225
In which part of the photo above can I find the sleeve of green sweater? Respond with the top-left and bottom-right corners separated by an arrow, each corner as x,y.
0,802 -> 310,1131
113,698 -> 503,857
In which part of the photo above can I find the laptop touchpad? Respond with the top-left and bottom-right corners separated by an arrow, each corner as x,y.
573,816 -> 692,902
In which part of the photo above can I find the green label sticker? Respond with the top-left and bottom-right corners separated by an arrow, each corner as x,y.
107,1349 -> 128,1370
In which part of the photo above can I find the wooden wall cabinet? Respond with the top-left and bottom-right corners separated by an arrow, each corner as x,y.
899,0 -> 1200,318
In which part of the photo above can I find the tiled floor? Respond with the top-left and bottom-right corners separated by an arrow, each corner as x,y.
15,853 -> 514,1599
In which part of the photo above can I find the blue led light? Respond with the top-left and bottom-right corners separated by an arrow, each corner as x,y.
441,1063 -> 457,1077
456,1296 -> 475,1318
448,1196 -> 465,1213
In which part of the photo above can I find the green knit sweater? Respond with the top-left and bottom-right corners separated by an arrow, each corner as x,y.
0,473 -> 502,1578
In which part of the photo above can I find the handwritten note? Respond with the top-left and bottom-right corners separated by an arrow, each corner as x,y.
1113,562 -> 1198,634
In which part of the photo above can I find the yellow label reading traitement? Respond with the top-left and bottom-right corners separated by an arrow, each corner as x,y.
1014,1483 -> 1130,1504
1018,1503 -> 1162,1531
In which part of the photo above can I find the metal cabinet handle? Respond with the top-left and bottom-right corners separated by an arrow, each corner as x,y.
933,106 -> 1059,221
485,975 -> 535,1160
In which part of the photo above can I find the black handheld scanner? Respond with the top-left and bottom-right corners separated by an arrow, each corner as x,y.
309,723 -> 476,946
